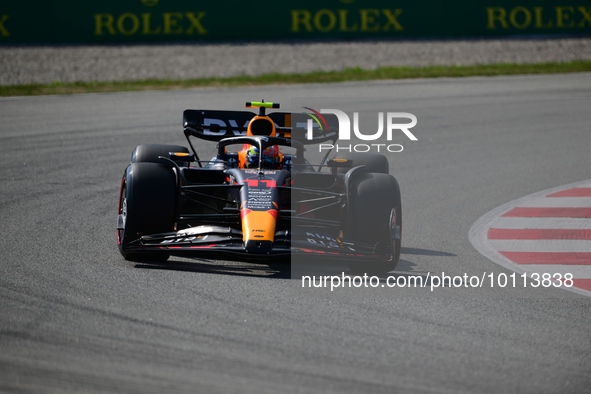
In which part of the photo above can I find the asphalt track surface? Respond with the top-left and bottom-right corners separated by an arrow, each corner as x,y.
1,74 -> 590,393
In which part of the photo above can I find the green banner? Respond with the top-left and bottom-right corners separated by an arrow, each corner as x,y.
1,1 -> 590,44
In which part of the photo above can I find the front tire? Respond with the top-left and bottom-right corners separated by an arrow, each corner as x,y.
334,152 -> 389,174
348,173 -> 401,274
118,162 -> 177,262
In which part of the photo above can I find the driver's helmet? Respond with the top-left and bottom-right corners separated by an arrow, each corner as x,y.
244,145 -> 281,169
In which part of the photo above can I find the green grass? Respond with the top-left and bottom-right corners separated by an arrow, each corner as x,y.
2,61 -> 591,97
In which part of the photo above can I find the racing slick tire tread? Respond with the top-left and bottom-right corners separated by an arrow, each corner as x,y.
118,162 -> 176,262
348,173 -> 401,274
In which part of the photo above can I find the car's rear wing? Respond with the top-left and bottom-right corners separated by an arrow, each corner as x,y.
183,109 -> 338,144
183,109 -> 291,141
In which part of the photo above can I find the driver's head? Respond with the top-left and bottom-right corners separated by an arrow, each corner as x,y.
244,145 -> 281,169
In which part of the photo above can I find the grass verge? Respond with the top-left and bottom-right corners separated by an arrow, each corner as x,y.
2,61 -> 591,97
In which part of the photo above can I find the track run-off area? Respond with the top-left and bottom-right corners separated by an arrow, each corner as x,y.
1,73 -> 590,393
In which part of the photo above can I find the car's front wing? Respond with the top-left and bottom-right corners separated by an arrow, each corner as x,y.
122,226 -> 394,262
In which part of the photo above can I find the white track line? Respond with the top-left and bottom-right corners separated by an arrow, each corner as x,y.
489,217 -> 591,229
517,197 -> 591,208
518,265 -> 591,278
488,240 -> 591,253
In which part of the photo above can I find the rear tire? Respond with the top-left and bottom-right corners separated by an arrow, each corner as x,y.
118,162 -> 176,262
334,152 -> 389,174
348,173 -> 401,274
131,144 -> 190,166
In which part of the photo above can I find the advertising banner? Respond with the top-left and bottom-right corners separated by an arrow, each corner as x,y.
1,1 -> 590,44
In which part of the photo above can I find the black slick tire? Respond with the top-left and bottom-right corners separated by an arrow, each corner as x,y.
131,144 -> 189,166
334,152 -> 389,174
118,162 -> 176,262
348,173 -> 401,274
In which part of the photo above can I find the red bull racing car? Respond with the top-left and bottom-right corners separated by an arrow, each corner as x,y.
117,102 -> 402,273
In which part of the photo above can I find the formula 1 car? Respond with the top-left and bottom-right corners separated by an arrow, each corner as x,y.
117,102 -> 401,273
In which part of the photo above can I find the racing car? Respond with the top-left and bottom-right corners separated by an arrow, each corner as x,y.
117,101 -> 401,273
